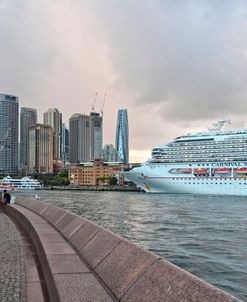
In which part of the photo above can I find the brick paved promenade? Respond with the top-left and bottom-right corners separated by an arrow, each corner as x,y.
0,212 -> 26,302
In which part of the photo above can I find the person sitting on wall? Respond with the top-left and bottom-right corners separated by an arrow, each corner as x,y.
0,190 -> 11,211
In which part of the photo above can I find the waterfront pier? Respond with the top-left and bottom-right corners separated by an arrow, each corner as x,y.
1,197 -> 242,301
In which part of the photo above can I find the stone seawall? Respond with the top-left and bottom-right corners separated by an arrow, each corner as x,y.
7,197 -> 242,302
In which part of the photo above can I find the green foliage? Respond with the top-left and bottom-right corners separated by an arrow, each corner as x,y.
35,173 -> 69,187
108,177 -> 118,185
51,175 -> 69,186
59,170 -> 68,178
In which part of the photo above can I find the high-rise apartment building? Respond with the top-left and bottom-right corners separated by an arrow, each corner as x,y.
69,114 -> 94,163
28,124 -> 53,173
115,109 -> 129,163
61,123 -> 69,166
20,107 -> 37,172
90,112 -> 102,158
98,144 -> 120,162
0,94 -> 19,175
43,108 -> 62,161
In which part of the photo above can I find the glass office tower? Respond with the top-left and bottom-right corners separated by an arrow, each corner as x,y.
115,109 -> 129,163
61,123 -> 69,166
20,107 -> 37,171
0,94 -> 19,175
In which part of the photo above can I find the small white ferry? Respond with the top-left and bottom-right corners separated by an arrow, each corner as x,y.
0,176 -> 42,190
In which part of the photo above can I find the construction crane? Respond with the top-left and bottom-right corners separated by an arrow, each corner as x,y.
91,92 -> 98,112
100,93 -> 107,117
0,129 -> 10,151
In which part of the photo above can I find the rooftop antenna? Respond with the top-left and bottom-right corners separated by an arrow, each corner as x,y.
91,92 -> 98,112
100,92 -> 107,118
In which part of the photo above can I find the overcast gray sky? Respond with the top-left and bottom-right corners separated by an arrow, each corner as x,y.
1,0 -> 247,161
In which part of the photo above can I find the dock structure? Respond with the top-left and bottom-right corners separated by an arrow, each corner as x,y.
1,197 -> 243,302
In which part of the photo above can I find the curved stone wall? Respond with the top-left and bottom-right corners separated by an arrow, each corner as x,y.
7,197 -> 241,302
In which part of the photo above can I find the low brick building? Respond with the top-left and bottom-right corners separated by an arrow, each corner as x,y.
69,159 -> 128,186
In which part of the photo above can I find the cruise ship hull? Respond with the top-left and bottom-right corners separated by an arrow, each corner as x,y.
124,163 -> 247,195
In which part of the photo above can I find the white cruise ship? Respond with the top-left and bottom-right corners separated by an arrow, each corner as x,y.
0,176 -> 42,190
124,120 -> 247,195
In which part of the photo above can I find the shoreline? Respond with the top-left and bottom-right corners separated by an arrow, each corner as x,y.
39,185 -> 142,192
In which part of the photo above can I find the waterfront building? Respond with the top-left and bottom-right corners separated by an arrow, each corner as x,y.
115,109 -> 129,163
90,112 -> 103,158
69,159 -> 128,186
28,124 -> 53,173
61,123 -> 69,166
0,94 -> 19,175
69,113 -> 94,164
98,144 -> 120,162
20,107 -> 37,173
43,108 -> 62,170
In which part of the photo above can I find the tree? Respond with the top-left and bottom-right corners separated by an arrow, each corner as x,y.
108,177 -> 118,186
59,170 -> 68,179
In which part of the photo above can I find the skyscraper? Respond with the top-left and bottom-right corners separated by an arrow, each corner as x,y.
61,123 -> 69,166
0,94 -> 19,175
28,124 -> 53,173
115,109 -> 129,163
43,108 -> 62,162
90,112 -> 102,158
69,114 -> 94,163
20,107 -> 37,172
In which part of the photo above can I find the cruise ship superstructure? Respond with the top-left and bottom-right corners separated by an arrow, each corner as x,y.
124,120 -> 247,195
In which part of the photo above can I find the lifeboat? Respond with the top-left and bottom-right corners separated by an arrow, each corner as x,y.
234,167 -> 247,174
194,168 -> 208,174
181,168 -> 192,174
214,168 -> 230,174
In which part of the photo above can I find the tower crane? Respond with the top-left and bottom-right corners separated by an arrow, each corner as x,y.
91,92 -> 98,112
100,93 -> 107,118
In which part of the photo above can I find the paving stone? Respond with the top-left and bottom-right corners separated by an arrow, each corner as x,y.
42,242 -> 76,255
47,254 -> 90,274
54,273 -> 115,302
69,220 -> 101,252
61,216 -> 86,239
27,282 -> 44,302
80,229 -> 122,269
0,213 -> 26,302
95,239 -> 159,300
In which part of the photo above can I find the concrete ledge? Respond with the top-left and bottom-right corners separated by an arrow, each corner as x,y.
8,197 -> 242,302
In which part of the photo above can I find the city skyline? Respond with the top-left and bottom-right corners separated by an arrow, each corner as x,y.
2,1 -> 247,162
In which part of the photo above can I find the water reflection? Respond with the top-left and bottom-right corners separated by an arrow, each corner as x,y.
12,190 -> 247,301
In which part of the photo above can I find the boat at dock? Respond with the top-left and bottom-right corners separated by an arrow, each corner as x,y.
0,176 -> 42,190
123,119 -> 247,195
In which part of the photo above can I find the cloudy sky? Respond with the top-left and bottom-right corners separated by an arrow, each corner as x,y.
1,0 -> 247,162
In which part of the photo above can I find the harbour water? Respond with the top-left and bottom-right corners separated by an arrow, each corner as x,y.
14,190 -> 247,300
